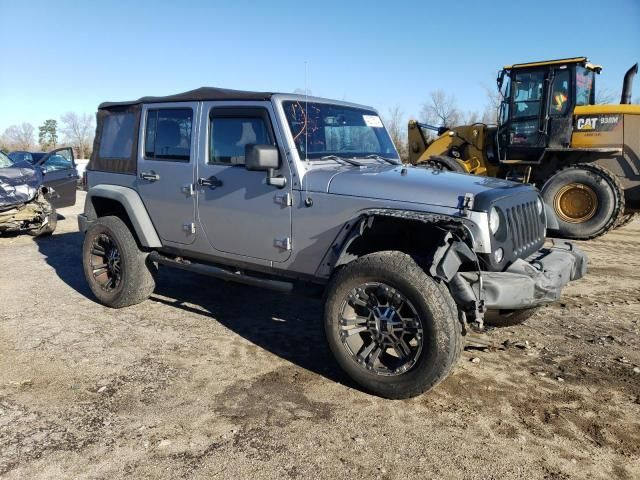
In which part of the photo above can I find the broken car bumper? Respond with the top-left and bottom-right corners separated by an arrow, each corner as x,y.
449,240 -> 587,310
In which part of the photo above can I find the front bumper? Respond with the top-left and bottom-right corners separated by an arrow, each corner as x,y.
449,240 -> 587,310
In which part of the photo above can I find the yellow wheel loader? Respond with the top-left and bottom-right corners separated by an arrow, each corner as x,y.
408,57 -> 639,239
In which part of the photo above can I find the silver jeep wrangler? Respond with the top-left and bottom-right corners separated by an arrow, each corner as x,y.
79,87 -> 586,398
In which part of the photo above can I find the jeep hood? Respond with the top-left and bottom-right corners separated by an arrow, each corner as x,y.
0,165 -> 42,210
307,165 -> 528,210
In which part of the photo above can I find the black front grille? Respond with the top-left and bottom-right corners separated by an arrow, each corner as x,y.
506,201 -> 545,257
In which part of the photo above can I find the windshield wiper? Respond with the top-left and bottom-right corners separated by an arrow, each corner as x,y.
320,155 -> 365,167
365,154 -> 402,165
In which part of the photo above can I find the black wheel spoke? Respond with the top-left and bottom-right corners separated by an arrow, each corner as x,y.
341,315 -> 368,327
357,341 -> 376,361
342,325 -> 368,337
92,267 -> 108,277
88,232 -> 122,292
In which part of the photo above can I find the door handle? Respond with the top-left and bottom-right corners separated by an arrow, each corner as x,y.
198,176 -> 223,189
140,171 -> 160,182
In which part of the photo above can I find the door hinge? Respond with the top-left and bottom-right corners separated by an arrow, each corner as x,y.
182,184 -> 195,197
183,222 -> 196,234
274,236 -> 292,251
274,192 -> 292,207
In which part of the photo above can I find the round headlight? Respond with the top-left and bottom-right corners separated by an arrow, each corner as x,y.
536,197 -> 543,215
494,247 -> 504,263
489,207 -> 500,234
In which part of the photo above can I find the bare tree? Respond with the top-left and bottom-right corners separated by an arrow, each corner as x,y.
420,90 -> 462,128
595,87 -> 619,105
60,112 -> 95,159
382,106 -> 408,162
481,84 -> 501,124
2,123 -> 36,151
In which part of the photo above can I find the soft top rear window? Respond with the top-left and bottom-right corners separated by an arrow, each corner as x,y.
99,112 -> 136,159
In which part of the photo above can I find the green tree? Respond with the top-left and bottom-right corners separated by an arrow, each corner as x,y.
39,119 -> 58,150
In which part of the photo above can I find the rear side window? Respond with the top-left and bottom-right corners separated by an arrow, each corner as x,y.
145,109 -> 193,161
99,113 -> 136,159
209,115 -> 272,165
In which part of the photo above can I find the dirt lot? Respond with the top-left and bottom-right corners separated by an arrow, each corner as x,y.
1,192 -> 639,479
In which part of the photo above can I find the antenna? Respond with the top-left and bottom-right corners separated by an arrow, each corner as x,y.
303,61 -> 313,207
304,61 -> 309,164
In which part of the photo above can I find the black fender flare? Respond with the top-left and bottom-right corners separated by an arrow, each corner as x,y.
314,208 -> 476,279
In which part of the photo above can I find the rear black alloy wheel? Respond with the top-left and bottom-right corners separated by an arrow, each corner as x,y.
90,233 -> 122,291
82,216 -> 156,308
325,251 -> 462,399
339,282 -> 423,376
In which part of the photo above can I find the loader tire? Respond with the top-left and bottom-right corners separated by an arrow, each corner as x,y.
540,164 -> 624,240
614,212 -> 637,229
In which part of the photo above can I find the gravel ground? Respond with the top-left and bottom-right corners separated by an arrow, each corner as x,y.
1,192 -> 639,479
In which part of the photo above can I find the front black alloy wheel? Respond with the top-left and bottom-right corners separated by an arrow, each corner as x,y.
325,251 -> 463,399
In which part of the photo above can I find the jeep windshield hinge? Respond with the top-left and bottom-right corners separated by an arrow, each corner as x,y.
459,193 -> 474,216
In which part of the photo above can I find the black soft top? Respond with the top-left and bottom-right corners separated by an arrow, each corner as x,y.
99,87 -> 274,109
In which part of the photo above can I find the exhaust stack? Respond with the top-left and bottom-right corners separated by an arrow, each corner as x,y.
621,63 -> 638,104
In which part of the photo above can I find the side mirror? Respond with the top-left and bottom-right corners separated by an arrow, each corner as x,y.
245,144 -> 286,188
245,144 -> 279,171
497,69 -> 505,91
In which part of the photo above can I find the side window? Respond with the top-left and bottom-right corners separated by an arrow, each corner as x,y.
99,113 -> 136,159
42,149 -> 73,173
144,108 -> 193,161
512,70 -> 545,120
550,69 -> 570,116
576,67 -> 595,106
209,114 -> 272,165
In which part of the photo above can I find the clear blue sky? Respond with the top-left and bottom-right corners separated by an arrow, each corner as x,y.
1,0 -> 639,132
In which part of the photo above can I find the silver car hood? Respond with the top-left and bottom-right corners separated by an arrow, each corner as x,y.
306,164 -> 523,210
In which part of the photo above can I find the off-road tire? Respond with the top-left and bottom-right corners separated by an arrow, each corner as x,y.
324,251 -> 463,399
426,155 -> 467,173
614,212 -> 637,229
484,308 -> 537,327
28,205 -> 57,237
540,163 -> 624,240
82,215 -> 156,308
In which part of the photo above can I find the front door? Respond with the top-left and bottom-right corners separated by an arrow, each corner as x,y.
38,147 -> 78,208
196,103 -> 292,263
136,103 -> 198,245
504,68 -> 547,160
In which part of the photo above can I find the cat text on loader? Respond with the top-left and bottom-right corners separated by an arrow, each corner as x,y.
408,57 -> 640,239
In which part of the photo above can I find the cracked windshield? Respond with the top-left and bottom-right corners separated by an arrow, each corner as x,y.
283,101 -> 399,161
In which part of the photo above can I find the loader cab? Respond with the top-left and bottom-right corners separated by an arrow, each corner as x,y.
496,57 -> 599,162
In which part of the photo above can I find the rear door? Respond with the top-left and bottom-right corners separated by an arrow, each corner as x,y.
135,102 -> 198,245
37,147 -> 78,208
